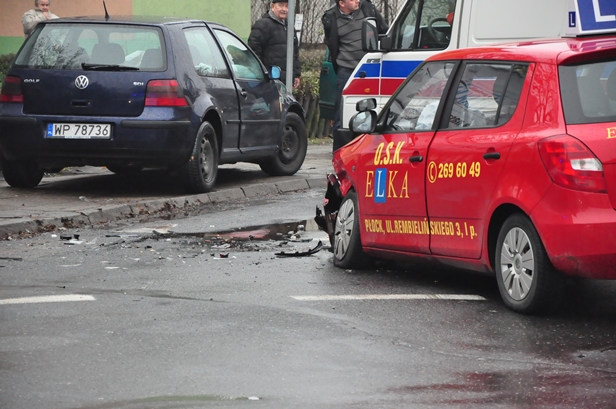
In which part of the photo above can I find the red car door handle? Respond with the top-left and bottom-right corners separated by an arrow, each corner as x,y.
483,152 -> 501,160
409,155 -> 424,162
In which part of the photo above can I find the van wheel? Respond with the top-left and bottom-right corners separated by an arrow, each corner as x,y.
183,122 -> 219,193
1,157 -> 44,188
495,214 -> 564,314
333,191 -> 369,269
259,112 -> 307,176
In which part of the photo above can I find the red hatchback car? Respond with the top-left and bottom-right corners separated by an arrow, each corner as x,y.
317,34 -> 616,314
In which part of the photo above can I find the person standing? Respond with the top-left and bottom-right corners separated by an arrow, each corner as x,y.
21,0 -> 59,37
322,0 -> 388,151
248,0 -> 301,89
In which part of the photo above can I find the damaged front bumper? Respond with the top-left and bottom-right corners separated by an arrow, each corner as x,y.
314,173 -> 344,247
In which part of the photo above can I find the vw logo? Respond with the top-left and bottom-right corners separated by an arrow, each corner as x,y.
75,75 -> 89,89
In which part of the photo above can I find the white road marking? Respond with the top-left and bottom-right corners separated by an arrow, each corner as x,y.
291,294 -> 486,301
0,295 -> 96,305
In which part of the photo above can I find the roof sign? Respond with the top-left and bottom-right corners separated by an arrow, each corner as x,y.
566,0 -> 616,36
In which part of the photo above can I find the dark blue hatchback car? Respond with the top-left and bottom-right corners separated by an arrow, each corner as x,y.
0,16 -> 307,193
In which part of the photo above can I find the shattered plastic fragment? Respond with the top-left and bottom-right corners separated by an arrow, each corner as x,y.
275,240 -> 323,257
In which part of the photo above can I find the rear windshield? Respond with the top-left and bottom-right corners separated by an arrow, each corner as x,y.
560,60 -> 616,124
15,23 -> 165,71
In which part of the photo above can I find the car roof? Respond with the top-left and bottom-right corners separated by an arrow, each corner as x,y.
43,15 -> 217,27
427,34 -> 616,66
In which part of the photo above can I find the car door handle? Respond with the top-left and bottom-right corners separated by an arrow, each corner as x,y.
483,152 -> 501,160
240,89 -> 248,98
409,155 -> 424,163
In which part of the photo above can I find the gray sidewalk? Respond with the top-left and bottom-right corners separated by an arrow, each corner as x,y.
0,142 -> 333,239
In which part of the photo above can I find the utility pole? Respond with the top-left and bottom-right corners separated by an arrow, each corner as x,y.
285,0 -> 296,90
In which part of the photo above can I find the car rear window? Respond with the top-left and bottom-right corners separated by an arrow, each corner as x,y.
560,60 -> 616,124
15,23 -> 165,71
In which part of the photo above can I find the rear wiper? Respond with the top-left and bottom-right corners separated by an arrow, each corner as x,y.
82,63 -> 139,71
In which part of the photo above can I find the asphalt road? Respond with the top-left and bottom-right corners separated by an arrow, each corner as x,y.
1,190 -> 616,409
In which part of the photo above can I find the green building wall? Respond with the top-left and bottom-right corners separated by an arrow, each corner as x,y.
0,38 -> 25,56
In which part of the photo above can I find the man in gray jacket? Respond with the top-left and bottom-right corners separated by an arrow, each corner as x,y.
322,0 -> 388,151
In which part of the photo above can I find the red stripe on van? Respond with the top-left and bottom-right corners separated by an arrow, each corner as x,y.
342,78 -> 380,96
381,78 -> 406,95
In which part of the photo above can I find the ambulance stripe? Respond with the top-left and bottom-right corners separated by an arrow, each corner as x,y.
353,62 -> 381,78
382,60 -> 422,77
343,78 -> 380,95
381,78 -> 406,95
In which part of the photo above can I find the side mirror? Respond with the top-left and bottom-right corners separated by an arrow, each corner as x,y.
379,35 -> 392,51
361,18 -> 379,52
356,98 -> 377,112
269,66 -> 281,80
350,111 -> 377,134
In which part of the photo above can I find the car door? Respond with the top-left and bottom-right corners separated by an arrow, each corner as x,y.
358,61 -> 455,254
183,25 -> 240,149
425,62 -> 530,258
213,29 -> 281,152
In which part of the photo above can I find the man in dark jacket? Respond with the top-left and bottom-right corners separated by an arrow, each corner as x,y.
248,0 -> 301,88
322,0 -> 388,151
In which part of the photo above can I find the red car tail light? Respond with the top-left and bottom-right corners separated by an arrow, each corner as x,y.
0,76 -> 24,103
145,79 -> 188,107
538,135 -> 607,193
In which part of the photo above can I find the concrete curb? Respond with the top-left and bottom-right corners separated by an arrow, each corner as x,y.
0,176 -> 329,239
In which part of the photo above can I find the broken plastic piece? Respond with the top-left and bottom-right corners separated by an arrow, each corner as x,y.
275,240 -> 323,257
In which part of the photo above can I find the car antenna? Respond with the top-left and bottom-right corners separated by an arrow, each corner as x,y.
103,1 -> 110,21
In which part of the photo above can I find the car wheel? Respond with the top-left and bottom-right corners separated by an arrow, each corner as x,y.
183,121 -> 219,194
333,190 -> 369,269
259,112 -> 307,176
1,156 -> 44,188
495,213 -> 564,314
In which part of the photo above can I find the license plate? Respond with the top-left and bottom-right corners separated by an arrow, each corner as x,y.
47,123 -> 112,139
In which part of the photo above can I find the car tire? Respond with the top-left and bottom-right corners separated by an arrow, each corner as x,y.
183,121 -> 219,194
259,112 -> 307,176
333,190 -> 369,269
0,156 -> 44,188
495,213 -> 564,314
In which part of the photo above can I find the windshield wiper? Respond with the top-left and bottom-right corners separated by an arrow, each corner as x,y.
82,63 -> 139,71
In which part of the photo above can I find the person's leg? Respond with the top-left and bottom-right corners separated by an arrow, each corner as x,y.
333,67 -> 353,151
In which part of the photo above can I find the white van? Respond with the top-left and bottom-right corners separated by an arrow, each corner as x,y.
326,0 -> 580,143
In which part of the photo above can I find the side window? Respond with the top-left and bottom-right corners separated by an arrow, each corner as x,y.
184,27 -> 230,78
393,0 -> 456,50
383,61 -> 455,132
445,63 -> 527,129
392,0 -> 420,49
214,29 -> 265,81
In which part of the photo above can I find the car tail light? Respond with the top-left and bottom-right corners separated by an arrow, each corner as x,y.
538,135 -> 607,193
145,79 -> 188,107
0,76 -> 24,103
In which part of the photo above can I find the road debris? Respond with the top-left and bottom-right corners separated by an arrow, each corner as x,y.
275,240 -> 323,257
